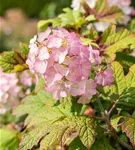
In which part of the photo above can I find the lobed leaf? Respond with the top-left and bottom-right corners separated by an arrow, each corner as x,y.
13,90 -> 55,125
103,61 -> 135,108
101,26 -> 135,61
58,8 -> 86,28
14,90 -> 97,149
37,8 -> 86,31
0,43 -> 29,73
121,117 -> 135,147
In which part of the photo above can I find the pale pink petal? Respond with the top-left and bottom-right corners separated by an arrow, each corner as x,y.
38,47 -> 50,60
34,60 -> 48,74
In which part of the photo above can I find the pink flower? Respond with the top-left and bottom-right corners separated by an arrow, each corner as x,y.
46,81 -> 69,100
37,29 -> 51,42
67,32 -> 82,55
70,79 -> 86,96
78,79 -> 97,104
89,46 -> 102,64
34,60 -> 48,74
95,69 -> 114,86
0,68 -> 21,114
19,70 -> 33,86
45,66 -> 63,85
51,48 -> 68,64
27,28 -> 102,101
47,36 -> 63,48
38,47 -> 50,60
131,51 -> 135,57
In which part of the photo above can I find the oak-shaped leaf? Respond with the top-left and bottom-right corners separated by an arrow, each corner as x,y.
101,25 -> 135,61
13,90 -> 97,150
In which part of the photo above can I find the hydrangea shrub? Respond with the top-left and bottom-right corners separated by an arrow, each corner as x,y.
0,0 -> 135,149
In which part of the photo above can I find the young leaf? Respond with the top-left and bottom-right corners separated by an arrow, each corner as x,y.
37,18 -> 61,32
37,8 -> 85,31
94,0 -> 123,23
58,8 -> 86,28
121,117 -> 135,147
0,43 -> 29,73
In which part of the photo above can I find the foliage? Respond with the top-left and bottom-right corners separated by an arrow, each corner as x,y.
101,25 -> 135,61
0,43 -> 29,73
0,0 -> 135,149
0,128 -> 19,150
14,90 -> 97,149
104,61 -> 135,108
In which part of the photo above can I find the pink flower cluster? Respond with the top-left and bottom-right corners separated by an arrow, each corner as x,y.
19,70 -> 35,87
95,70 -> 114,86
0,68 -> 20,114
0,69 -> 35,114
27,28 -> 114,103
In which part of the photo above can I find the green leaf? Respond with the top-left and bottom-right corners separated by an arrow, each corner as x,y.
0,128 -> 19,150
91,137 -> 115,150
116,52 -> 135,69
58,8 -> 86,28
112,61 -> 127,95
0,43 -> 29,73
94,0 -> 123,23
101,25 -> 135,60
126,64 -> 135,88
13,90 -> 55,125
20,116 -> 97,150
127,19 -> 135,32
81,37 -> 99,48
85,15 -> 96,22
88,27 -> 99,40
68,136 -> 87,150
111,116 -> 123,130
14,90 -> 97,149
103,62 -> 135,108
121,117 -> 135,147
37,18 -> 61,32
34,77 -> 45,93
37,8 -> 86,31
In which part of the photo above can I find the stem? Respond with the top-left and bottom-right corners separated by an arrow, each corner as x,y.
108,99 -> 119,117
97,97 -> 133,150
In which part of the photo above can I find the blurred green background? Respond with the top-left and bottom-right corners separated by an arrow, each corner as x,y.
0,0 -> 71,52
0,0 -> 72,18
